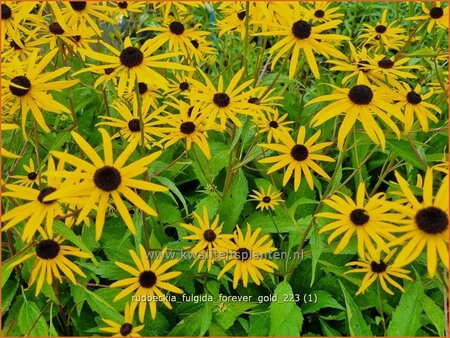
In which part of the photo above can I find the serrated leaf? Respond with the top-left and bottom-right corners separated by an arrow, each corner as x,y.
2,280 -> 18,312
249,312 -> 270,336
18,300 -> 49,336
270,281 -> 303,336
84,287 -> 124,323
213,301 -> 257,330
339,280 -> 372,336
301,290 -> 344,314
168,303 -> 212,336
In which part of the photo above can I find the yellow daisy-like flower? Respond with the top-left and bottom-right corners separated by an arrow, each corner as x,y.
0,2 -> 35,48
2,31 -> 43,61
180,207 -> 233,272
394,83 -> 441,134
218,224 -> 278,289
1,123 -> 21,159
190,68 -> 258,127
97,100 -> 167,147
100,303 -> 145,337
317,182 -> 402,259
359,9 -> 406,51
11,158 -> 45,188
2,157 -> 79,242
254,109 -> 294,143
259,126 -> 334,191
306,84 -> 404,150
108,1 -> 147,17
2,49 -> 78,137
345,249 -> 413,295
45,129 -> 168,240
257,3 -> 348,79
249,186 -> 284,211
388,170 -> 449,277
138,15 -> 210,62
407,1 -> 449,33
159,99 -> 221,159
216,2 -> 257,40
8,229 -> 92,296
111,246 -> 183,322
365,55 -> 421,88
303,1 -> 344,23
78,37 -> 192,97
165,71 -> 196,97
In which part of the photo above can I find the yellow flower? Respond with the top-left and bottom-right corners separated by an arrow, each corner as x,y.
100,303 -> 145,337
180,207 -> 233,272
345,249 -> 412,295
2,49 -> 78,137
306,84 -> 403,150
317,182 -> 402,259
407,1 -> 449,33
11,158 -> 45,188
45,129 -> 168,240
254,109 -> 294,143
111,246 -> 183,322
1,124 -> 21,159
8,229 -> 92,296
259,126 -> 334,191
249,186 -> 284,211
388,170 -> 448,277
218,224 -> 278,289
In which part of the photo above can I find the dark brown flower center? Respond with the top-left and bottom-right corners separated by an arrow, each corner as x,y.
169,21 -> 185,35
237,10 -> 246,20
350,208 -> 370,225
203,229 -> 216,242
139,270 -> 157,288
49,22 -> 65,35
10,39 -> 24,50
348,85 -> 373,105
104,67 -> 114,75
94,166 -> 122,191
248,97 -> 259,104
370,260 -> 387,273
72,35 -> 81,42
415,206 -> 448,234
236,248 -> 251,261
269,120 -> 279,128
119,47 -> 143,68
9,76 -> 31,97
28,172 -> 38,180
292,20 -> 312,39
36,239 -> 60,259
187,106 -> 194,117
118,1 -> 128,9
180,121 -> 196,134
190,39 -> 199,49
128,119 -> 141,132
179,81 -> 189,91
430,7 -> 444,19
138,82 -> 148,94
290,144 -> 309,161
406,91 -> 422,105
375,25 -> 387,33
119,323 -> 133,336
1,4 -> 12,19
378,57 -> 394,69
213,93 -> 230,107
314,9 -> 325,18
357,60 -> 370,72
262,196 -> 271,203
37,186 -> 57,204
69,1 -> 87,11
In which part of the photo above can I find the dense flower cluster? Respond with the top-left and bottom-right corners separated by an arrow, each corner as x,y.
1,1 -> 448,336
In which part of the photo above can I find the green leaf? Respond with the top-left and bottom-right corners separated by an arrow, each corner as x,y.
386,139 -> 426,171
319,317 -> 342,336
339,280 -> 372,336
208,322 -> 228,336
422,295 -> 444,336
154,176 -> 188,215
2,280 -> 18,312
168,303 -> 212,336
301,290 -> 344,314
218,169 -> 248,233
2,245 -> 34,288
249,313 -> 270,336
387,279 -> 423,336
84,287 -> 123,323
53,220 -> 97,264
191,142 -> 229,187
213,301 -> 258,330
310,225 -> 324,287
269,281 -> 303,336
18,300 -> 49,336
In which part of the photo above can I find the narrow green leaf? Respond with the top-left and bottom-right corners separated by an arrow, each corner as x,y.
339,280 -> 372,336
168,303 -> 212,336
2,280 -> 18,312
422,295 -> 444,336
301,290 -> 344,314
84,287 -> 124,323
386,139 -> 426,171
387,279 -> 423,336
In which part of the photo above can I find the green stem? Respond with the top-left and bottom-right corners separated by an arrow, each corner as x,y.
377,280 -> 387,335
